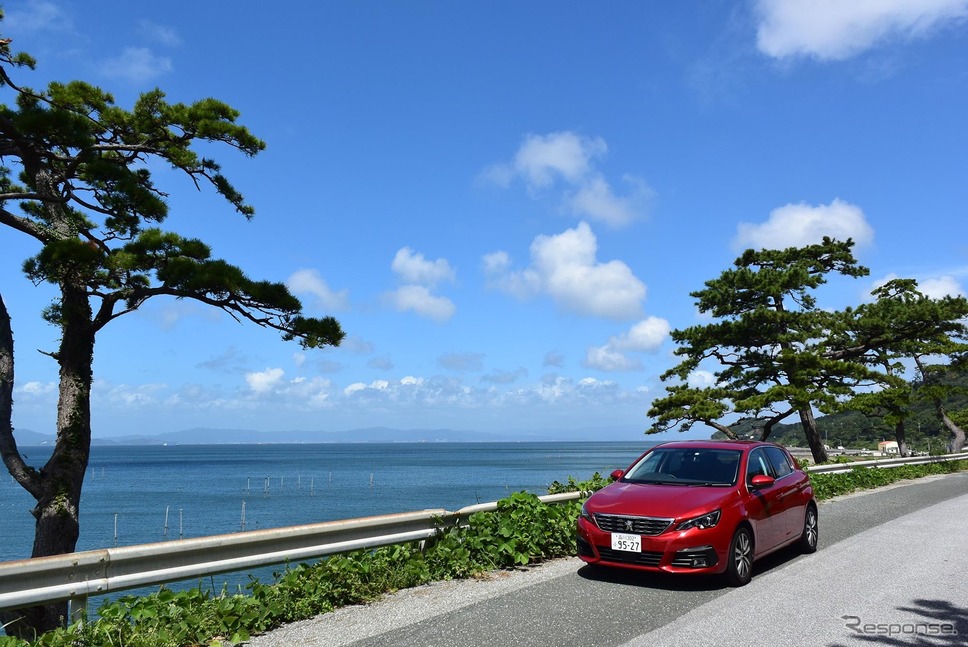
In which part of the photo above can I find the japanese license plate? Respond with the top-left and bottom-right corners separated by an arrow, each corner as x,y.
611,532 -> 641,552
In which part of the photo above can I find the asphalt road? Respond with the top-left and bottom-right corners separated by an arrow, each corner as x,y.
247,472 -> 968,647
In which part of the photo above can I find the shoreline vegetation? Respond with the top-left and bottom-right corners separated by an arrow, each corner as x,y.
3,459 -> 967,647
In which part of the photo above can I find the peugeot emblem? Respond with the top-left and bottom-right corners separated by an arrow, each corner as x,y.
624,519 -> 634,531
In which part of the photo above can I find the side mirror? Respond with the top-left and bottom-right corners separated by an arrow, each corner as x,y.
750,474 -> 775,489
610,469 -> 625,481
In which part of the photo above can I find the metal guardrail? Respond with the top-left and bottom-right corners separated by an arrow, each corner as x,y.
804,452 -> 968,474
0,492 -> 580,618
1,454 -> 966,619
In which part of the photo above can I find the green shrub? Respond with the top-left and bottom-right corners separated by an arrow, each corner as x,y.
810,459 -> 968,500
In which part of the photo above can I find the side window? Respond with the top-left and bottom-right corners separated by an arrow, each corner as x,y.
746,448 -> 774,485
765,446 -> 794,479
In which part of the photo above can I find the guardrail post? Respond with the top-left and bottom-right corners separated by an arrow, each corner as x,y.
69,595 -> 87,625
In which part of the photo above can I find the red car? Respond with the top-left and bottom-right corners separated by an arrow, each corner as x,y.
576,440 -> 817,586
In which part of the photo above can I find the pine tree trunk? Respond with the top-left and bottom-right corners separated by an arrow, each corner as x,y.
799,407 -> 829,463
0,294 -> 12,461
1,286 -> 94,638
894,420 -> 909,458
938,407 -> 966,453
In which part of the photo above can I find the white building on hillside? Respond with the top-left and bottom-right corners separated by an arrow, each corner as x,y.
878,440 -> 899,455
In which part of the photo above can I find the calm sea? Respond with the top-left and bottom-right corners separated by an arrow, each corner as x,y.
0,442 -> 653,566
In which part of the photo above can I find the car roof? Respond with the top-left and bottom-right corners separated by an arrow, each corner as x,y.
651,439 -> 780,451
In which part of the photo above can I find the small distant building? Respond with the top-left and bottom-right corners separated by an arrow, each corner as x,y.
878,440 -> 899,456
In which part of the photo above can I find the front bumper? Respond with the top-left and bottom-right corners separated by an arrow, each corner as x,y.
576,516 -> 728,575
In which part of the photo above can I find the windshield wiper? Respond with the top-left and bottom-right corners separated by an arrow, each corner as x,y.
625,478 -> 685,486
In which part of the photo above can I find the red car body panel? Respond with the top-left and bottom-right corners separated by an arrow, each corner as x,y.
576,440 -> 815,578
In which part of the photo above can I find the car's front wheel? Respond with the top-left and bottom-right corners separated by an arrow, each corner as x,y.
724,526 -> 753,587
799,503 -> 818,554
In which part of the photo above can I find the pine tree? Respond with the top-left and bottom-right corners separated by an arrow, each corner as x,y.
0,26 -> 344,636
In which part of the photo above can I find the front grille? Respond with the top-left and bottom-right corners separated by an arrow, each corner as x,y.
593,514 -> 673,536
596,547 -> 664,566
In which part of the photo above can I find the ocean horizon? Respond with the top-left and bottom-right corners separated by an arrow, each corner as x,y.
1,440 -> 657,565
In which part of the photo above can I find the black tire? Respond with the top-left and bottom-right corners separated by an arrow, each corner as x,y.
724,526 -> 753,587
799,504 -> 819,554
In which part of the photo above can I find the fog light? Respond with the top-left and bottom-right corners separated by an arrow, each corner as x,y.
672,545 -> 718,569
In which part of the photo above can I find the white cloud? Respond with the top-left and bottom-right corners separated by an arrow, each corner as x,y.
102,47 -> 173,83
872,272 -> 966,299
16,381 -> 57,397
4,1 -> 71,32
97,382 -> 169,408
344,380 -> 390,397
142,299 -> 220,331
543,351 -> 565,368
386,285 -> 456,322
287,269 -> 349,311
484,222 -> 646,320
23,370 -> 658,436
567,174 -> 655,228
919,275 -> 966,298
139,20 -> 181,46
438,352 -> 485,372
341,336 -> 376,355
245,367 -> 284,394
481,251 -> 541,300
344,382 -> 367,396
513,131 -> 606,188
482,368 -> 528,385
386,248 -> 456,321
368,355 -> 394,370
733,198 -> 874,251
755,0 -> 968,61
484,131 -> 652,228
687,370 -> 717,388
391,247 -> 456,286
584,317 -> 671,372
584,346 -> 642,372
609,317 -> 672,352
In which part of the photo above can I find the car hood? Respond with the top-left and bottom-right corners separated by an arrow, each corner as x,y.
586,481 -> 737,520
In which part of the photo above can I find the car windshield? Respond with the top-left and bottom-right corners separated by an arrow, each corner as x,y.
622,447 -> 741,486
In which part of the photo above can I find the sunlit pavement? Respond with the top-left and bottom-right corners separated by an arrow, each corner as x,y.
624,490 -> 968,647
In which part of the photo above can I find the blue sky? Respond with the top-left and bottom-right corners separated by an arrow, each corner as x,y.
2,1 -> 967,439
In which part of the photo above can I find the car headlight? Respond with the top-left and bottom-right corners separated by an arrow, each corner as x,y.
675,509 -> 721,531
580,502 -> 597,526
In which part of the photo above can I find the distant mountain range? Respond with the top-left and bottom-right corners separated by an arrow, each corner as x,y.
10,425 -> 652,446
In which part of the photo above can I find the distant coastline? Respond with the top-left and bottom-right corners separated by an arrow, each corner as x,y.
11,425 -> 658,446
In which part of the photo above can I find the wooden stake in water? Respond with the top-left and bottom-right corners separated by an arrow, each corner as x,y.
240,500 -> 246,532
310,476 -> 315,496
114,513 -> 118,547
179,509 -> 183,539
370,472 -> 374,489
163,505 -> 170,538
264,477 -> 269,495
